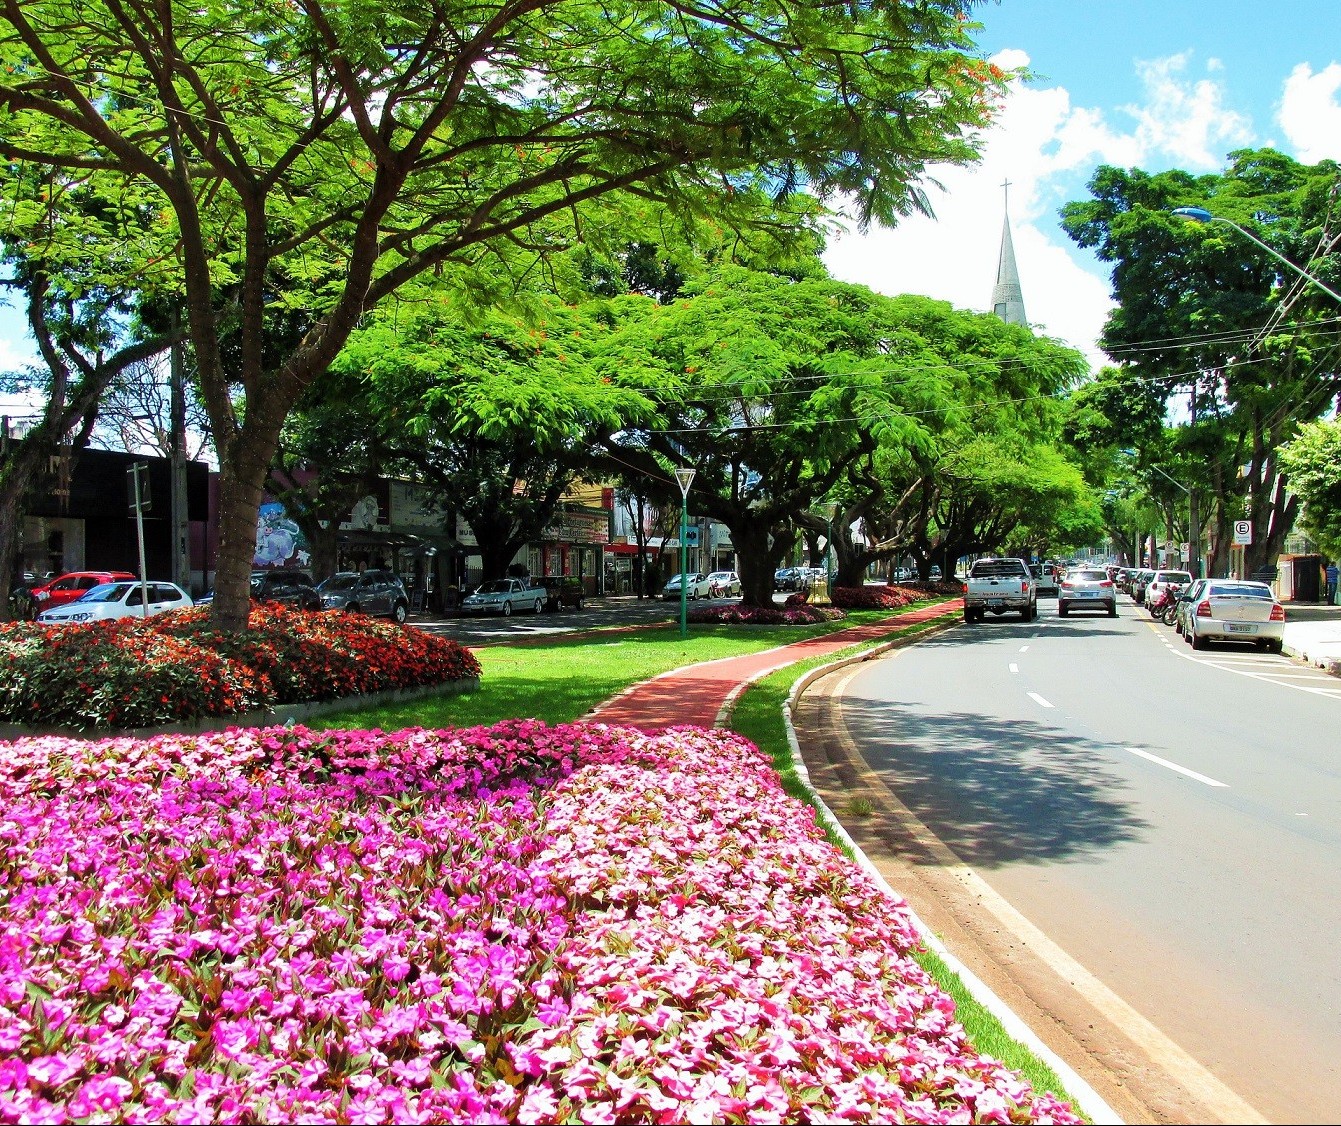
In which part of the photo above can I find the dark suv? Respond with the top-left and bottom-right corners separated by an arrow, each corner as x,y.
250,569 -> 321,609
533,576 -> 584,611
317,569 -> 410,624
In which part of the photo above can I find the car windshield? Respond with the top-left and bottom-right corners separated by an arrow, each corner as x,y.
972,560 -> 1026,577
319,574 -> 363,591
1156,571 -> 1192,584
80,583 -> 131,603
1208,582 -> 1273,599
476,581 -> 511,594
1071,570 -> 1108,582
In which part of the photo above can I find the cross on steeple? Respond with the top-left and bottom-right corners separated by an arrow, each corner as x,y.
1001,178 -> 1012,212
990,179 -> 1027,326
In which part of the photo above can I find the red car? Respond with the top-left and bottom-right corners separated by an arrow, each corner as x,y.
28,570 -> 137,611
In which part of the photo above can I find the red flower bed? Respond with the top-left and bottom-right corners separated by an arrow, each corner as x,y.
0,606 -> 480,730
831,584 -> 922,610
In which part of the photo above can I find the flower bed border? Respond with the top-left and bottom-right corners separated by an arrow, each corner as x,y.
0,676 -> 479,742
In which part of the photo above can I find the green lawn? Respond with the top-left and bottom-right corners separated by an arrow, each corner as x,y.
313,601 -> 1089,1119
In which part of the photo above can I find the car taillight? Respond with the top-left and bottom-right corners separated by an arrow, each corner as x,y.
1196,600 -> 1212,617
1061,581 -> 1073,591
1100,580 -> 1113,589
1269,604 -> 1285,622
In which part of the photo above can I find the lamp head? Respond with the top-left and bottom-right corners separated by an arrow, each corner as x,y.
1171,207 -> 1214,223
673,467 -> 696,497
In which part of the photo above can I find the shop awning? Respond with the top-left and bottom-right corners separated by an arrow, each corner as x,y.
605,542 -> 661,555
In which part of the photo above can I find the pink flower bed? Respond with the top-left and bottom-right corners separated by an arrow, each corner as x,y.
0,721 -> 1080,1124
830,585 -> 922,610
686,603 -> 846,625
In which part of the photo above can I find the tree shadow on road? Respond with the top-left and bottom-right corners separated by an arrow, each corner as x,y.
842,699 -> 1149,870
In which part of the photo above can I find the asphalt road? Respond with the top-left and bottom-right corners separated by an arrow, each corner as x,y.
823,596 -> 1341,1124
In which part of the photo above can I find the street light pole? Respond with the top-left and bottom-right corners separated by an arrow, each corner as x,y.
823,501 -> 838,601
674,467 -> 695,638
1145,462 -> 1201,578
1171,207 -> 1341,305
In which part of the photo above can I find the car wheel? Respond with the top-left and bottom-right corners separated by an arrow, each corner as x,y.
963,608 -> 976,624
534,598 -> 544,615
1109,603 -> 1118,618
346,602 -> 361,614
392,601 -> 407,625
1058,603 -> 1069,617
1268,638 -> 1284,654
1191,628 -> 1208,651
503,601 -> 513,617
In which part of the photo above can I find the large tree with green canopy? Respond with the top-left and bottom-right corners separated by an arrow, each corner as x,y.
1061,147 -> 1341,578
0,0 -> 1008,629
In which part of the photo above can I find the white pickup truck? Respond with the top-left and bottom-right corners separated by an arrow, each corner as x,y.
963,557 -> 1037,623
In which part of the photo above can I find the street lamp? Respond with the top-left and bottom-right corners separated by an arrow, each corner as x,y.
822,501 -> 838,600
1171,207 -> 1341,305
674,467 -> 695,637
1122,450 -> 1201,577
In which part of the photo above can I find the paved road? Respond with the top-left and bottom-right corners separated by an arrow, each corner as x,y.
802,596 -> 1341,1124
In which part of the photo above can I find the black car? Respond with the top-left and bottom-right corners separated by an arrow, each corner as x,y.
532,576 -> 584,611
250,569 -> 322,609
317,569 -> 410,624
198,569 -> 321,610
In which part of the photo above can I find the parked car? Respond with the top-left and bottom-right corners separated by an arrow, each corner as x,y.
318,569 -> 411,623
773,567 -> 809,592
1030,563 -> 1059,596
706,570 -> 742,597
28,570 -> 137,611
201,569 -> 323,610
1056,567 -> 1117,617
662,573 -> 714,601
1143,569 -> 1193,613
1184,579 -> 1286,652
36,580 -> 193,623
1131,568 -> 1158,605
1173,578 -> 1208,637
532,576 -> 584,611
460,577 -> 545,616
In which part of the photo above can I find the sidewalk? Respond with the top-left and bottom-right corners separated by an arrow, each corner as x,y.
588,600 -> 961,730
1281,602 -> 1341,673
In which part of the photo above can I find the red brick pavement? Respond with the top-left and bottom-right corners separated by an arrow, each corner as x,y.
588,600 -> 962,731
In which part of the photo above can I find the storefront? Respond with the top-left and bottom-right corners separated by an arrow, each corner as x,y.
528,504 -> 611,595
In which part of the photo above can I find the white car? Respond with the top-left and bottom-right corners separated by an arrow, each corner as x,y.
706,571 -> 741,597
1184,579 -> 1285,652
661,573 -> 714,601
36,581 -> 193,623
1144,569 -> 1193,613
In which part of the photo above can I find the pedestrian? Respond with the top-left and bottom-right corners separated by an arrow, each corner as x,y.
1327,561 -> 1338,605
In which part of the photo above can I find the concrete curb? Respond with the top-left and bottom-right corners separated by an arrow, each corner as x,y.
779,615 -> 1125,1126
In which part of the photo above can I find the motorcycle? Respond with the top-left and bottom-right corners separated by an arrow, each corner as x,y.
1148,583 -> 1183,625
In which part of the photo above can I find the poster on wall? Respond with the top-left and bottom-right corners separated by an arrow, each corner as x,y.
254,502 -> 311,568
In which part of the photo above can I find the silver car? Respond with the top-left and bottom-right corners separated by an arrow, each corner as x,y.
706,570 -> 741,597
460,577 -> 546,616
1056,567 -> 1117,617
318,569 -> 411,623
1184,579 -> 1285,652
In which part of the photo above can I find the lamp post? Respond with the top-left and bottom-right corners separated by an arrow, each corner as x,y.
674,467 -> 695,637
1123,451 -> 1201,578
822,501 -> 838,601
1171,207 -> 1341,305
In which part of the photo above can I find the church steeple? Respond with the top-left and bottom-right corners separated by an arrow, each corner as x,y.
991,180 -> 1028,326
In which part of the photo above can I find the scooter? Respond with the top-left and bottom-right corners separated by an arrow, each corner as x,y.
1148,583 -> 1183,625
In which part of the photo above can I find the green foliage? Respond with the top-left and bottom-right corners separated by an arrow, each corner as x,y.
1279,419 -> 1341,559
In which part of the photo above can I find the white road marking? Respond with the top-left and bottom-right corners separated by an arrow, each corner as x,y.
1009,662 -> 1019,674
1127,747 -> 1228,788
1019,644 -> 1030,652
1027,691 -> 1054,708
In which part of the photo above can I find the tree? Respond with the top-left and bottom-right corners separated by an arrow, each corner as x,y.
1061,148 -> 1341,578
334,292 -> 650,581
1279,419 -> 1341,561
593,270 -> 990,606
1,0 -> 1006,629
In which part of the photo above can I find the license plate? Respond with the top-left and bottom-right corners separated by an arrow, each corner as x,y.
1226,623 -> 1255,633
988,600 -> 1004,610
1075,591 -> 1099,598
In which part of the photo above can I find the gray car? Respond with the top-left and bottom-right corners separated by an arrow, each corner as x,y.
1057,567 -> 1117,617
317,569 -> 410,623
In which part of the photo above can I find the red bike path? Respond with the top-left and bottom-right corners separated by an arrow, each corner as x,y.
587,599 -> 962,731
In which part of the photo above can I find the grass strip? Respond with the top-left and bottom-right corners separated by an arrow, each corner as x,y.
725,618 -> 1091,1120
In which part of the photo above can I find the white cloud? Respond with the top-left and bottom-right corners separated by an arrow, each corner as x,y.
823,50 -> 1264,375
1122,53 -> 1253,169
1278,62 -> 1341,163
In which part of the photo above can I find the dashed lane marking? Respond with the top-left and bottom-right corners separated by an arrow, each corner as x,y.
1127,747 -> 1229,788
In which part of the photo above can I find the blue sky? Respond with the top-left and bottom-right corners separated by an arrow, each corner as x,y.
5,1 -> 1340,412
825,0 -> 1341,369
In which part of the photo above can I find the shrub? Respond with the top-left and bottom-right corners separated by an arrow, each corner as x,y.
0,606 -> 481,730
687,602 -> 846,625
831,584 -> 921,610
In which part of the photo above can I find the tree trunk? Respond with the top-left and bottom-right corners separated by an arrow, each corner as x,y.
733,520 -> 784,608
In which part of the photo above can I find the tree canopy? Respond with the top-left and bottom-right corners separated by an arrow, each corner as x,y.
1,0 -> 1008,628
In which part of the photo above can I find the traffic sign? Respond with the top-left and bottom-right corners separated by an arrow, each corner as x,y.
1180,542 -> 1190,560
1233,520 -> 1252,545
